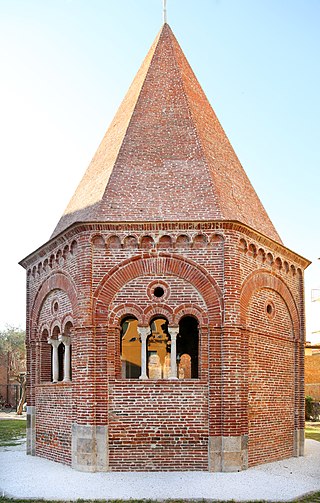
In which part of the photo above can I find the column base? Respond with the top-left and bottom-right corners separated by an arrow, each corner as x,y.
72,423 -> 109,472
294,428 -> 305,456
209,435 -> 248,472
26,406 -> 36,455
209,436 -> 222,471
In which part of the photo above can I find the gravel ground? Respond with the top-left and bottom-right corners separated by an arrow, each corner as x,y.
0,440 -> 320,501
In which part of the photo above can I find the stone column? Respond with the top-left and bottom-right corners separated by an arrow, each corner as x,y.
138,327 -> 150,380
47,338 -> 61,383
59,334 -> 71,382
168,326 -> 179,379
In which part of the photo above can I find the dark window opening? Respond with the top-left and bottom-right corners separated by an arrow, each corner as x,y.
40,329 -> 51,382
58,343 -> 64,382
64,321 -> 73,381
153,286 -> 164,298
177,316 -> 199,379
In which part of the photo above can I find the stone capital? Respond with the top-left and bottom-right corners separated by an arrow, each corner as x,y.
137,326 -> 151,340
168,326 -> 179,339
58,334 -> 71,346
48,337 -> 61,348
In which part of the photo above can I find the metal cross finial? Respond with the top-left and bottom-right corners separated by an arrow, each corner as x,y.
163,0 -> 167,24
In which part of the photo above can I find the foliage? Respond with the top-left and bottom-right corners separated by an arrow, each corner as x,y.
0,325 -> 26,379
0,326 -> 25,355
306,395 -> 314,420
0,419 -> 26,447
305,396 -> 320,422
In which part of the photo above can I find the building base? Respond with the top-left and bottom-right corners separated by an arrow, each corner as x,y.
294,428 -> 305,456
71,423 -> 109,472
209,435 -> 248,472
26,406 -> 36,455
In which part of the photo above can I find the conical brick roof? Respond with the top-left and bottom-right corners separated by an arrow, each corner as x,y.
51,23 -> 281,243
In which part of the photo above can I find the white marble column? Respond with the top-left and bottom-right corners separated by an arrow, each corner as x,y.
48,338 -> 61,383
137,327 -> 150,380
59,334 -> 71,382
168,326 -> 179,379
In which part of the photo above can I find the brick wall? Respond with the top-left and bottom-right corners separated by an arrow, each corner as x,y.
305,353 -> 320,383
109,380 -> 208,471
35,383 -> 73,464
21,221 -> 307,470
246,289 -> 295,466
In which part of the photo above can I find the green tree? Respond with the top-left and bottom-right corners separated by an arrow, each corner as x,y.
0,326 -> 26,356
0,325 -> 26,385
0,326 -> 26,412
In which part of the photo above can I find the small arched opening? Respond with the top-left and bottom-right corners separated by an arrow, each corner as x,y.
177,316 -> 199,379
147,317 -> 170,379
63,321 -> 73,381
40,328 -> 50,382
120,316 -> 141,378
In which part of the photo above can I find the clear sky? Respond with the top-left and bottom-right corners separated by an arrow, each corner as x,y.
0,0 -> 319,339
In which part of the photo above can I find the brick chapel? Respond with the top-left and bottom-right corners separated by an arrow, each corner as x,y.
20,23 -> 309,472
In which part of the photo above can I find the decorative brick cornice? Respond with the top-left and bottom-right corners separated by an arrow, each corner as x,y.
19,220 -> 310,270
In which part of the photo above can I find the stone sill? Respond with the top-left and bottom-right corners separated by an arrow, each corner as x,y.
114,378 -> 206,385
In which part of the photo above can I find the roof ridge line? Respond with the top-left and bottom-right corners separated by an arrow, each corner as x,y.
167,30 -> 223,218
90,28 -> 165,221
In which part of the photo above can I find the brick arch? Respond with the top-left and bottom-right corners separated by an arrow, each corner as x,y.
49,319 -> 62,335
144,304 -> 174,325
38,323 -> 50,341
174,305 -> 208,326
240,269 -> 300,339
30,272 -> 78,339
61,314 -> 74,333
93,253 -> 223,325
109,304 -> 144,326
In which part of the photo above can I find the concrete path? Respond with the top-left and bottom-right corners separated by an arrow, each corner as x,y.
0,440 -> 320,501
0,410 -> 26,420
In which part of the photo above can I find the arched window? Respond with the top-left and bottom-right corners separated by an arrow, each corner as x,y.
47,324 -> 73,383
58,343 -> 64,382
51,326 -> 61,383
40,329 -> 51,382
64,321 -> 73,381
177,316 -> 199,379
147,317 -> 170,379
120,317 -> 141,378
119,314 -> 199,380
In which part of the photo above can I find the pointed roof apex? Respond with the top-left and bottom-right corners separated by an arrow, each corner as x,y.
51,24 -> 281,243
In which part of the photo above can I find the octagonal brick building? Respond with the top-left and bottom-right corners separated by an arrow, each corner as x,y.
20,23 -> 309,472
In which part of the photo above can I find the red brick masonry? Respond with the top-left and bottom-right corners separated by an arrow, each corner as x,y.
20,23 -> 309,472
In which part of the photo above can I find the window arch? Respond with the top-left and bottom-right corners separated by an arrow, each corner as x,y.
119,313 -> 199,380
47,323 -> 73,383
177,316 -> 199,379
